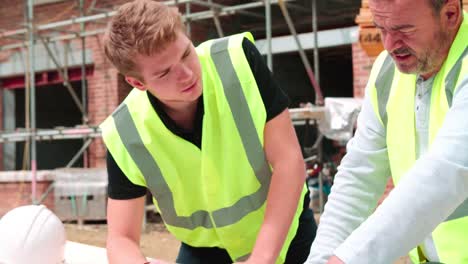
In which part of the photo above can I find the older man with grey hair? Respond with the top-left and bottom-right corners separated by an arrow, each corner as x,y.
307,0 -> 468,263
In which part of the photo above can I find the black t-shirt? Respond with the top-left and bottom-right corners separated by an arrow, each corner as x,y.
107,38 -> 290,200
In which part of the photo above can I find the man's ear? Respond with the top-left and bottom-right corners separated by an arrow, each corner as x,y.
441,0 -> 461,29
125,76 -> 146,91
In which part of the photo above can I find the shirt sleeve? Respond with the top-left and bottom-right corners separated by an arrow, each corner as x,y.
306,85 -> 391,263
242,38 -> 289,121
332,76 -> 468,264
106,150 -> 147,200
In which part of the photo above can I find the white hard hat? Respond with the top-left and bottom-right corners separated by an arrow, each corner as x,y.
0,204 -> 66,264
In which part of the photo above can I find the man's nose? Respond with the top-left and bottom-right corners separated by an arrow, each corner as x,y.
382,32 -> 402,54
176,63 -> 193,82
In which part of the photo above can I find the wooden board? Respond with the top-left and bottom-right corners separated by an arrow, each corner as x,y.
289,107 -> 326,122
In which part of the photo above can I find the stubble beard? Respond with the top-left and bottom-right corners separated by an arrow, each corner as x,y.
415,28 -> 450,76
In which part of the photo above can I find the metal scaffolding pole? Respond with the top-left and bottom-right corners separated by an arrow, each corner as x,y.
190,0 -> 262,19
37,137 -> 93,204
0,0 -> 297,145
38,36 -> 85,114
312,0 -> 320,85
311,0 -> 323,211
79,0 -> 89,168
26,0 -> 37,204
278,0 -> 324,106
0,28 -> 106,51
185,2 -> 191,38
79,0 -> 88,124
207,0 -> 225,37
0,11 -> 115,39
265,0 -> 273,71
0,127 -> 101,143
1,0 -> 315,208
0,0 -> 276,40
1,0 -> 294,51
66,138 -> 93,168
180,0 -> 291,20
20,47 -> 30,171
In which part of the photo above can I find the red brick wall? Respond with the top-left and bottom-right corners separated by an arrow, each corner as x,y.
85,34 -> 120,168
0,181 -> 54,216
351,42 -> 377,98
0,0 -> 132,169
0,0 -> 213,169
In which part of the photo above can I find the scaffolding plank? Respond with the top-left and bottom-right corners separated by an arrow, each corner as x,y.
0,126 -> 101,143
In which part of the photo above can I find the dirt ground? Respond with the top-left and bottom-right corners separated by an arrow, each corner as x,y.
65,219 -> 411,263
65,222 -> 180,262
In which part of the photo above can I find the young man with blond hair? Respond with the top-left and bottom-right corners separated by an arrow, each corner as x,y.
101,0 -> 316,263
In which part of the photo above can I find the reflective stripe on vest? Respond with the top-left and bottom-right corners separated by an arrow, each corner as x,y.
209,37 -> 272,227
113,104 -> 212,229
101,32 -> 305,262
374,51 -> 468,261
445,48 -> 468,107
374,47 -> 468,220
375,47 -> 468,129
112,36 -> 272,230
375,54 -> 395,126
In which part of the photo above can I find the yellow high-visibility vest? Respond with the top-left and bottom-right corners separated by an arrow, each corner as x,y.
368,12 -> 468,264
100,32 -> 307,263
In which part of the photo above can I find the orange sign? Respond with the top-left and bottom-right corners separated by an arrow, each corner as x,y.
359,27 -> 384,57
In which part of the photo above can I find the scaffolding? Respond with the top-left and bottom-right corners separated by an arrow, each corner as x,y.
0,0 -> 324,207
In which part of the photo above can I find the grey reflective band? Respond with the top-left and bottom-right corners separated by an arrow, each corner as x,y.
113,105 -> 213,229
445,47 -> 468,107
375,54 -> 395,126
112,35 -> 271,230
445,198 -> 468,222
210,37 -> 272,227
442,48 -> 468,221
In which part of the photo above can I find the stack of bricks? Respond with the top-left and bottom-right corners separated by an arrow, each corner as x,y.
0,181 -> 54,216
0,171 -> 54,216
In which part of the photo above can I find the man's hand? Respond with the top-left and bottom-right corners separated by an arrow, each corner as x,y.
327,255 -> 345,264
245,109 -> 305,264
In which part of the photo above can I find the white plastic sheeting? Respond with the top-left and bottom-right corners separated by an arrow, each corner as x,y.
64,241 -> 154,264
319,97 -> 362,143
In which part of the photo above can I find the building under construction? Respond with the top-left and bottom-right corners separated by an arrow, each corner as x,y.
3,0 -> 466,219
